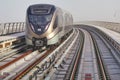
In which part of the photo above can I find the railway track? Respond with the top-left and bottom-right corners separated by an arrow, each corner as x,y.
73,29 -> 101,80
0,39 -> 26,61
68,27 -> 111,80
79,25 -> 120,80
36,27 -> 107,80
0,45 -> 27,62
0,37 -> 38,79
89,29 -> 120,80
44,28 -> 84,80
1,25 -> 119,80
0,44 -> 48,80
19,29 -> 76,80
48,27 -> 109,80
0,48 -> 33,79
49,26 -> 108,80
2,28 -> 75,80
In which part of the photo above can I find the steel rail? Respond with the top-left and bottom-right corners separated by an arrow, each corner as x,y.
89,31 -> 108,80
69,29 -> 84,80
0,50 -> 32,70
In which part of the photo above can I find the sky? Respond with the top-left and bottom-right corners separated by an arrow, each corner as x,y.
0,0 -> 120,23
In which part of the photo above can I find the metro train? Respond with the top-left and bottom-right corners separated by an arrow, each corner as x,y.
25,4 -> 73,50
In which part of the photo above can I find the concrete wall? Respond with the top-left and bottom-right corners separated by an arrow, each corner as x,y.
77,21 -> 120,33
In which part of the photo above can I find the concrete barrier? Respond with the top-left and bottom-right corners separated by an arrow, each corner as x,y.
76,21 -> 120,33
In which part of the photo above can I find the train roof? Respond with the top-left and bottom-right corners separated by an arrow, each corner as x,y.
27,4 -> 72,16
28,4 -> 55,8
27,4 -> 56,15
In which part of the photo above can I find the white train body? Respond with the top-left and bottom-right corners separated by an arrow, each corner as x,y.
25,4 -> 73,49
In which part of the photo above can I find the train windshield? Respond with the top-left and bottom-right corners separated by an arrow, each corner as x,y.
28,14 -> 52,25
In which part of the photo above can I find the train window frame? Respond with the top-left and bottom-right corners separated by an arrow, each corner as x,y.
28,14 -> 53,25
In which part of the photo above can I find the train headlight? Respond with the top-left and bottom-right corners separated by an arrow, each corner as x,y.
30,23 -> 35,32
45,23 -> 50,30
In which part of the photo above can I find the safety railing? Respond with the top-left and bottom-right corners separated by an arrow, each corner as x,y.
0,22 -> 25,36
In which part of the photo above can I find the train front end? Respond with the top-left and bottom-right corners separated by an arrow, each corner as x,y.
26,4 -> 55,49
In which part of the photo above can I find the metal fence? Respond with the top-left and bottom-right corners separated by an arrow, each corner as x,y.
0,22 -> 25,36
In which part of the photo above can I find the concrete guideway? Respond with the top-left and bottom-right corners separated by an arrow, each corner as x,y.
0,32 -> 25,51
79,25 -> 120,80
77,29 -> 99,80
90,25 -> 120,44
78,21 -> 120,33
89,29 -> 120,80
